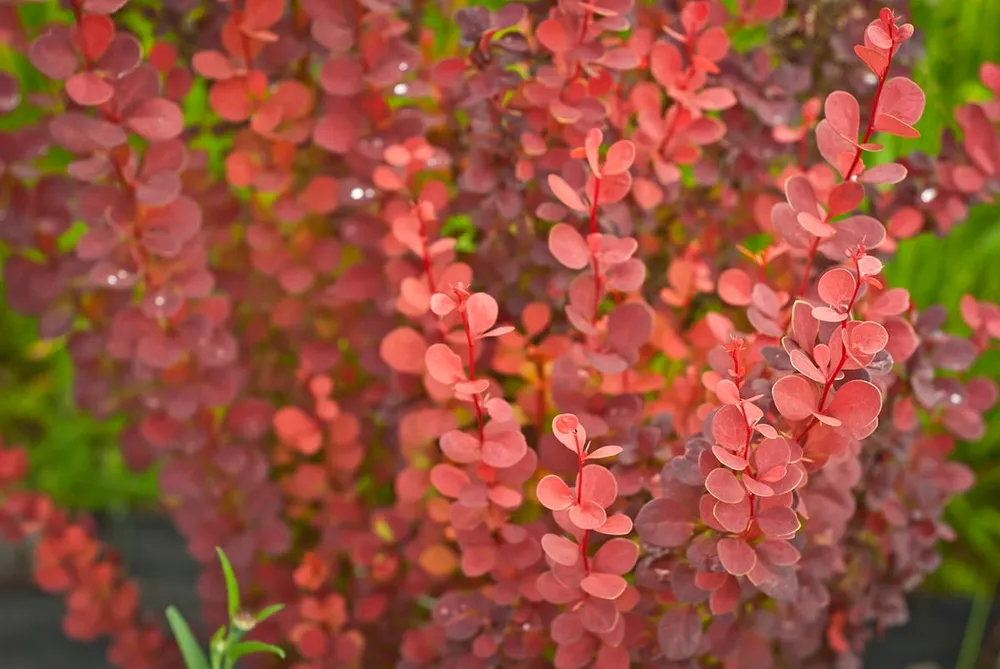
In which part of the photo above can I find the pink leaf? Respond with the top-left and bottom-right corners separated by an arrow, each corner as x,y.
850,321 -> 889,355
755,506 -> 800,537
586,445 -> 623,460
569,499 -> 608,530
771,375 -> 818,421
717,537 -> 756,576
854,45 -> 888,76
379,327 -> 427,374
66,71 -> 114,106
425,344 -> 465,385
592,538 -> 639,575
603,140 -> 636,176
127,98 -> 184,141
860,162 -> 907,184
579,464 -> 618,508
541,533 -> 580,566
825,380 -> 883,437
812,306 -> 848,323
705,468 -> 745,504
548,174 -> 588,212
597,513 -> 633,536
465,293 -> 499,337
581,573 -> 627,600
481,429 -> 527,469
439,430 -> 480,464
825,91 -> 860,141
789,349 -> 826,383
713,497 -> 751,534
717,269 -> 752,306
549,223 -> 591,270
553,413 -> 586,452
878,76 -> 925,126
429,464 -> 470,498
756,539 -> 801,566
712,404 -> 747,450
537,475 -> 574,511
657,605 -> 702,661
874,112 -> 919,138
635,498 -> 693,547
712,445 -> 747,471
818,267 -> 857,308
827,181 -> 864,217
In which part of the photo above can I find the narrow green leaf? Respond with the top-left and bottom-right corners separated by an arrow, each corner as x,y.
254,603 -> 285,622
228,641 -> 286,661
165,606 -> 210,669
216,547 -> 240,619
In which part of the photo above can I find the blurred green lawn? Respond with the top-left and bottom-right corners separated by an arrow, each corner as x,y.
0,0 -> 998,596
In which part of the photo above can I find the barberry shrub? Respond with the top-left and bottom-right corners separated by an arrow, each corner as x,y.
1,0 -> 998,668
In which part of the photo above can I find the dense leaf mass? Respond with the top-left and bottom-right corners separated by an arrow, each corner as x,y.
0,0 -> 997,668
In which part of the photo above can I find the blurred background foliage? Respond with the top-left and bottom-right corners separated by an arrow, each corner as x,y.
0,0 -> 998,599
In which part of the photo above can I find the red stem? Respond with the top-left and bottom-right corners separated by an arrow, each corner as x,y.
573,432 -> 591,573
589,178 -> 602,323
461,312 -> 485,443
795,258 -> 864,443
797,33 -> 895,299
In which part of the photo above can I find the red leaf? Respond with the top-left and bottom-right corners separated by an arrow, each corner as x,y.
827,181 -> 864,217
606,302 -> 652,354
712,445 -> 747,471
756,539 -> 801,566
860,162 -> 907,185
789,349 -> 825,383
578,464 -> 618,508
548,174 -> 587,213
193,50 -> 234,80
379,327 -> 427,374
705,468 -> 745,504
592,538 -> 638,575
635,497 -> 694,547
65,71 -> 114,106
481,429 -> 527,469
243,0 -> 285,30
717,537 -> 756,576
580,572 -> 627,600
717,268 -> 752,306
771,375 -> 818,421
597,513 -> 633,536
127,98 -> 184,140
439,429 -> 479,464
713,496 -> 751,534
712,404 -> 748,450
586,445 -> 622,460
849,321 -> 888,355
553,413 -> 586,452
549,223 -> 591,270
537,475 -> 574,511
603,140 -> 636,176
569,499 -> 607,530
425,344 -> 465,385
465,293 -> 499,337
755,505 -> 800,537
537,18 -> 571,53
429,464 -> 470,498
542,533 -> 580,566
825,380 -> 883,437
29,30 -> 78,80
874,112 -> 920,138
657,605 -> 702,661
78,14 -> 116,62
817,267 -> 857,308
854,45 -> 888,76
825,91 -> 860,141
878,76 -> 925,126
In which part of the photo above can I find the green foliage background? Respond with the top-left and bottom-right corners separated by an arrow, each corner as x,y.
0,0 -> 998,599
